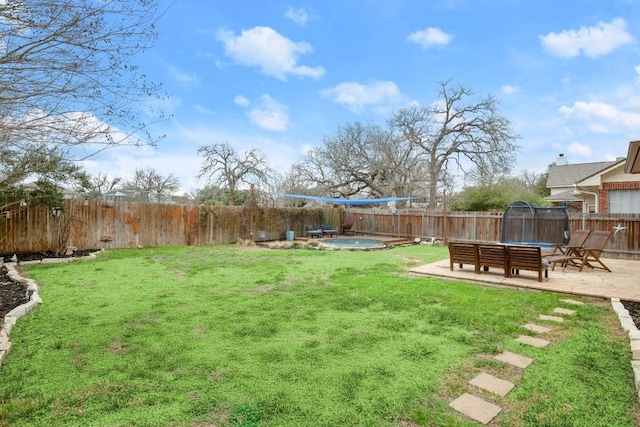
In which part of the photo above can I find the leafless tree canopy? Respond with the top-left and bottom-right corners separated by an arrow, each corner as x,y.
298,121 -> 425,201
293,82 -> 519,208
0,0 -> 168,209
123,167 -> 180,202
85,173 -> 122,198
197,142 -> 271,206
389,81 -> 520,208
0,0 -> 166,151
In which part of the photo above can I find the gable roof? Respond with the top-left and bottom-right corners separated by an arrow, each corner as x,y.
625,140 -> 640,174
546,160 -> 618,188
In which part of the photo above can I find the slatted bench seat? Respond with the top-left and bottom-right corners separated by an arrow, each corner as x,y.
447,241 -> 549,282
448,241 -> 480,274
478,244 -> 509,277
506,245 -> 548,282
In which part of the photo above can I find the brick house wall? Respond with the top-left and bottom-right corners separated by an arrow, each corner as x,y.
600,181 -> 640,213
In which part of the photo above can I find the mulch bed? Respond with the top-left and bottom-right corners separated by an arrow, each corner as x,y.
622,301 -> 640,327
0,272 -> 28,321
1,250 -> 98,322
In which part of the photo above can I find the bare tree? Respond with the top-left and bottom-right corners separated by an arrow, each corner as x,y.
299,121 -> 425,201
84,173 -> 122,198
0,0 -> 168,208
123,168 -> 181,202
389,81 -> 520,209
274,163 -> 318,206
197,142 -> 271,206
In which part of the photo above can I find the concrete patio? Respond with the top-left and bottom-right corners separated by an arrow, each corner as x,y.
410,257 -> 640,302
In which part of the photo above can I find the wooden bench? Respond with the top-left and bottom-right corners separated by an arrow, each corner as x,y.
506,245 -> 548,282
448,241 -> 479,274
447,241 -> 548,282
478,244 -> 509,277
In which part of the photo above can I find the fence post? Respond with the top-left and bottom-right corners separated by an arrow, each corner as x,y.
473,212 -> 477,242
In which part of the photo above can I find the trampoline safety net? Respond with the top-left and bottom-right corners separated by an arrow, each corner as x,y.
500,201 -> 569,246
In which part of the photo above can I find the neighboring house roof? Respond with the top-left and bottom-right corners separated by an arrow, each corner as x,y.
546,160 -> 618,188
545,189 -> 582,202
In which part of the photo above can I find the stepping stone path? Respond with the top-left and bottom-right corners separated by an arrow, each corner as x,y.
448,299 -> 579,424
539,314 -> 564,322
449,393 -> 502,424
554,307 -> 576,315
515,335 -> 551,348
469,372 -> 514,397
493,350 -> 533,369
523,323 -> 552,333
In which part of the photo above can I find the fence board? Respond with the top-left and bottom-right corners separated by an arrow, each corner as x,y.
2,201 -> 640,259
0,200 -> 342,253
346,208 -> 640,259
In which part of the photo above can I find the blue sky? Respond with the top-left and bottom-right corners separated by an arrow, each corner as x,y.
82,0 -> 640,194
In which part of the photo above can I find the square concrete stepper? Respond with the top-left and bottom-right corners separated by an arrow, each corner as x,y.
449,393 -> 502,424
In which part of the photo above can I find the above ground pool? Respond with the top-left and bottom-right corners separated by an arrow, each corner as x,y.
321,238 -> 386,249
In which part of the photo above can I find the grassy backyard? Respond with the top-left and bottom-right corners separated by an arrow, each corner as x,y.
0,244 -> 638,426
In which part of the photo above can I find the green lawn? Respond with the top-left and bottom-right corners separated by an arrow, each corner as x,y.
0,244 -> 637,426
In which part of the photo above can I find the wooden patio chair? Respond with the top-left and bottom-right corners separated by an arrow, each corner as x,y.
575,230 -> 612,272
546,230 -> 612,272
547,229 -> 591,256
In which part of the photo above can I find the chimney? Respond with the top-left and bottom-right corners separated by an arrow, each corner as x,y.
555,153 -> 568,166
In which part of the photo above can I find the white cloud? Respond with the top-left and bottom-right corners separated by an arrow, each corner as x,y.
407,27 -> 453,49
236,94 -> 289,131
16,110 -> 147,157
635,65 -> 640,84
559,101 -> 640,133
626,95 -> 640,111
234,95 -> 251,107
501,85 -> 521,95
285,7 -> 309,25
216,26 -> 325,81
174,124 -> 300,175
195,50 -> 214,60
194,105 -> 217,116
167,66 -> 200,86
566,141 -> 592,158
320,80 -> 403,112
82,150 -> 201,195
540,18 -> 634,58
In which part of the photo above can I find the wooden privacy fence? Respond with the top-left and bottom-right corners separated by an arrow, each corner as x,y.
344,208 -> 640,259
2,200 -> 640,259
0,199 -> 341,254
344,209 -> 505,243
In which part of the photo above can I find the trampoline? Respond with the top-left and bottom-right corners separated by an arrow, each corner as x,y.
501,201 -> 570,246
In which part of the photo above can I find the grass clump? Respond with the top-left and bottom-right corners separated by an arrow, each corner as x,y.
0,244 -> 637,426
